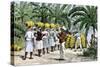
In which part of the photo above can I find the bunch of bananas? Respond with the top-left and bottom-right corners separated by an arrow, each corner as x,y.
70,35 -> 75,48
25,21 -> 62,29
11,44 -> 22,51
44,23 -> 50,28
25,21 -> 34,27
65,33 -> 86,48
50,23 -> 56,28
65,34 -> 71,48
36,22 -> 44,27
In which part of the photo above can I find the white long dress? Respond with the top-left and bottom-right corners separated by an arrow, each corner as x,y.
87,32 -> 92,48
42,31 -> 49,48
48,30 -> 55,47
25,30 -> 34,52
75,33 -> 82,49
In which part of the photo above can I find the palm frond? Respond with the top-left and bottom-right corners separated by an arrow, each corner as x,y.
68,6 -> 88,16
70,11 -> 86,18
73,17 -> 85,25
79,21 -> 86,30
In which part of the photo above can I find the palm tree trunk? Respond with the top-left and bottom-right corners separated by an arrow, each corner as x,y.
93,28 -> 95,37
55,18 -> 57,24
41,17 -> 47,23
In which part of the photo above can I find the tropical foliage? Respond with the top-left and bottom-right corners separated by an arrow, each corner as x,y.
68,6 -> 97,36
83,47 -> 97,59
11,1 -> 97,52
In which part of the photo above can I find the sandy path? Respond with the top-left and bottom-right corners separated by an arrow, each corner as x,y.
11,49 -> 96,66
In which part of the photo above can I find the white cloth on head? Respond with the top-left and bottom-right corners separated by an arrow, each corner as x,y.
32,27 -> 36,30
42,31 -> 48,39
62,26 -> 66,30
75,33 -> 80,38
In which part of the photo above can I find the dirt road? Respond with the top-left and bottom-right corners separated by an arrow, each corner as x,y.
11,49 -> 96,66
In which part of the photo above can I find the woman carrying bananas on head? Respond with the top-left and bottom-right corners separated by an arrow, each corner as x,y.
48,24 -> 56,52
23,21 -> 34,60
42,28 -> 50,54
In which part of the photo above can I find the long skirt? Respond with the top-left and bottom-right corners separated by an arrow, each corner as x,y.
36,40 -> 43,49
49,37 -> 55,46
75,37 -> 82,49
25,40 -> 33,52
43,38 -> 49,48
87,35 -> 91,48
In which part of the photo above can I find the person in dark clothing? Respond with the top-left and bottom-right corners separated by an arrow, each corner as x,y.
36,29 -> 43,57
58,28 -> 66,60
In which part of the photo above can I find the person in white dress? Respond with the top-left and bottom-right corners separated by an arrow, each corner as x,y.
32,27 -> 37,52
87,32 -> 92,48
48,28 -> 55,52
42,28 -> 50,54
24,26 -> 34,60
74,32 -> 82,51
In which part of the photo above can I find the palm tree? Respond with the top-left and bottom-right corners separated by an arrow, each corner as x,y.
30,2 -> 52,23
48,4 -> 72,30
14,2 -> 33,23
31,3 -> 73,30
11,2 -> 30,44
14,2 -> 33,38
68,6 -> 97,36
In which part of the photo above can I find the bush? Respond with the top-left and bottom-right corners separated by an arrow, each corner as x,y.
11,37 -> 24,51
83,47 -> 97,59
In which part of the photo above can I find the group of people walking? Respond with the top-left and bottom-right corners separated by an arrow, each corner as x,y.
23,25 -> 65,60
23,23 -> 97,60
